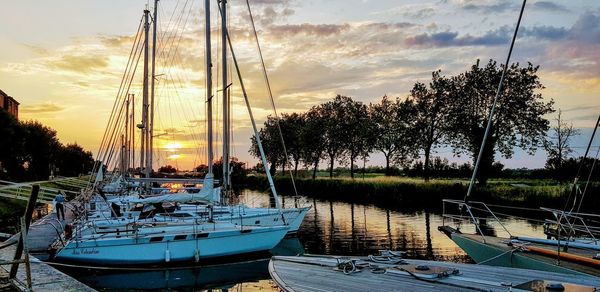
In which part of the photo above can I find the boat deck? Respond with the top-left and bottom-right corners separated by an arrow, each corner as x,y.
269,255 -> 600,292
459,233 -> 600,277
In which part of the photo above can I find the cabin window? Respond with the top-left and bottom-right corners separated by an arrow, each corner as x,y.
149,236 -> 164,242
174,235 -> 187,240
241,229 -> 252,234
195,233 -> 209,238
255,220 -> 260,224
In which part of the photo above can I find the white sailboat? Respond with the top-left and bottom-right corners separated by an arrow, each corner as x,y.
53,0 -> 305,264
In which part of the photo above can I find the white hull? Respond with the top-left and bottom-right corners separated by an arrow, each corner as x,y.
56,224 -> 288,264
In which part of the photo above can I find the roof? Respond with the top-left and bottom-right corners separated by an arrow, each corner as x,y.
0,89 -> 20,105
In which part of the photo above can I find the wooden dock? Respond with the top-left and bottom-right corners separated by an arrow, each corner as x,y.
0,201 -> 94,291
269,255 -> 600,292
0,244 -> 94,291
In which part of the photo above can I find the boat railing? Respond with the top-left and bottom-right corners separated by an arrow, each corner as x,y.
541,207 -> 599,243
442,199 -> 513,243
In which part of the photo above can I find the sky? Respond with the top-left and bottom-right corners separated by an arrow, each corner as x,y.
1,0 -> 599,171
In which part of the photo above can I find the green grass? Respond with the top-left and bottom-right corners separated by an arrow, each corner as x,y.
242,175 -> 595,212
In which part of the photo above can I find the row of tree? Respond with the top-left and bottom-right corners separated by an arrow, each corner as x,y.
251,59 -> 561,184
0,109 -> 95,181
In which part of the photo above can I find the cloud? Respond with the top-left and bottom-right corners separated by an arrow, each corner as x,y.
20,102 -> 65,114
267,23 -> 351,37
532,1 -> 571,13
22,44 -> 48,56
457,1 -> 516,13
46,54 -> 109,73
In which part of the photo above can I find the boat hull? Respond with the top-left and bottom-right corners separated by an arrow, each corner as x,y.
451,233 -> 588,275
55,226 -> 288,265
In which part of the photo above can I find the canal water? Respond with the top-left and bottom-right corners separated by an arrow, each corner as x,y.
56,189 -> 547,291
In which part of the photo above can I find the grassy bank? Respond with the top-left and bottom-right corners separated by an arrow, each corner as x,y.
241,175 -> 598,212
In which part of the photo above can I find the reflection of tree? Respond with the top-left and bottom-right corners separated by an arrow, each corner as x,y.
478,218 -> 497,237
386,210 -> 393,250
425,211 -> 434,260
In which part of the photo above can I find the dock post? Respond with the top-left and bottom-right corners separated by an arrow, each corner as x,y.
21,217 -> 32,290
9,184 -> 39,279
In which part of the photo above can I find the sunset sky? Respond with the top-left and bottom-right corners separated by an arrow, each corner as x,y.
1,0 -> 599,170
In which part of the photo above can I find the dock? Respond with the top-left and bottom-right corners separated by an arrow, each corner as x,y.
269,255 -> 600,292
0,187 -> 94,291
0,243 -> 94,291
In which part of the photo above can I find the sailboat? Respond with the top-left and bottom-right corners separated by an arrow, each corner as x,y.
437,0 -> 600,278
440,120 -> 600,277
268,0 -> 600,289
52,0 -> 306,265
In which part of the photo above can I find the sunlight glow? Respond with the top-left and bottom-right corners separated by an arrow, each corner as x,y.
164,142 -> 183,152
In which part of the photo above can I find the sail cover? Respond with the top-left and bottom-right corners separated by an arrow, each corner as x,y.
128,174 -> 220,204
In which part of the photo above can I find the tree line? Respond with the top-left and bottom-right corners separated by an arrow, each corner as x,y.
0,108 -> 94,181
251,59 -> 567,184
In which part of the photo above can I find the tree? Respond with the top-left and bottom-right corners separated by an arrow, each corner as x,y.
22,121 -> 62,180
302,106 -> 326,179
370,96 -> 399,175
279,113 -> 305,176
410,70 -> 453,180
250,116 -> 284,176
448,59 -> 554,185
158,165 -> 177,173
0,109 -> 26,180
339,98 -> 374,179
544,110 -> 580,180
319,95 -> 352,178
56,143 -> 94,177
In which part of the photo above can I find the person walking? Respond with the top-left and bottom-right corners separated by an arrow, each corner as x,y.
55,191 -> 65,220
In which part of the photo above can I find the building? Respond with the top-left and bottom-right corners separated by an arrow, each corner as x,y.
0,89 -> 19,119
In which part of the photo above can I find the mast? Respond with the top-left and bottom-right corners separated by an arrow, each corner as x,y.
205,0 -> 214,178
149,0 -> 159,176
125,95 -> 130,173
131,94 -> 135,171
142,8 -> 150,178
221,0 -> 229,191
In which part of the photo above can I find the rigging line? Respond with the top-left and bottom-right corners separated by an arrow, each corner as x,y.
565,114 -> 600,214
92,16 -> 145,182
104,44 -> 145,169
219,3 -> 281,208
245,0 -> 299,197
464,0 -> 527,202
96,15 -> 144,164
575,124 -> 600,214
99,26 -> 146,168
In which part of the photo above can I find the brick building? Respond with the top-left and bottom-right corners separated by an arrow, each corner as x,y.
0,89 -> 19,119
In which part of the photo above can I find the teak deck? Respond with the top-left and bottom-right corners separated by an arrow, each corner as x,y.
269,255 -> 600,292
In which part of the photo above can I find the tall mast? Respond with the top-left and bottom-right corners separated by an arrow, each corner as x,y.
131,94 -> 135,171
149,0 -> 159,176
205,0 -> 214,177
142,8 -> 150,178
221,0 -> 229,191
125,95 -> 130,173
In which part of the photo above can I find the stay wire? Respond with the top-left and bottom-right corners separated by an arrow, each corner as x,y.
245,0 -> 299,197
464,0 -> 527,202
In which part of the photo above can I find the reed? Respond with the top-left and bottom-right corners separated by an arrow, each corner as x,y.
242,175 -> 599,212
